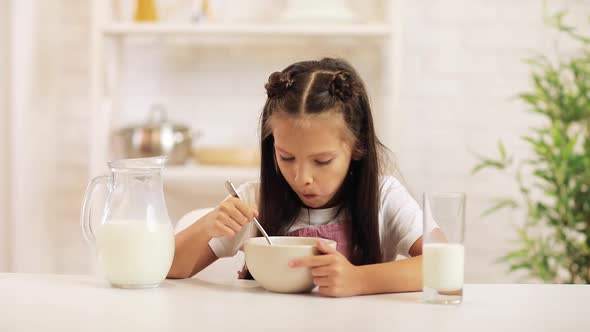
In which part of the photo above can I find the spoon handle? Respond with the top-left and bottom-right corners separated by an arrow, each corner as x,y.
224,180 -> 273,245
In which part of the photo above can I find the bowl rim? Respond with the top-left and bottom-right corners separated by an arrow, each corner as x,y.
245,236 -> 337,248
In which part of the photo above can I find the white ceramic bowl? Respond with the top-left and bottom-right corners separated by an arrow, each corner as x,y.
244,236 -> 337,294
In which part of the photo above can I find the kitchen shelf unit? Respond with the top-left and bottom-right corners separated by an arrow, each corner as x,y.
89,1 -> 401,184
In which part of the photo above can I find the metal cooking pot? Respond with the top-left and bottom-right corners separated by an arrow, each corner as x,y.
111,104 -> 198,165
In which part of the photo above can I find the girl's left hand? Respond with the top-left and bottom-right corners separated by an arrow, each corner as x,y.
289,240 -> 365,297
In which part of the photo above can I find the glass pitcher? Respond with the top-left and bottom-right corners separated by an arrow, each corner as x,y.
80,156 -> 175,288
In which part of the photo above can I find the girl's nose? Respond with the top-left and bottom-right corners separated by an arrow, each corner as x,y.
294,164 -> 313,187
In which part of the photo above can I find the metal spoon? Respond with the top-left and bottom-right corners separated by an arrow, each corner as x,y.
225,180 -> 273,246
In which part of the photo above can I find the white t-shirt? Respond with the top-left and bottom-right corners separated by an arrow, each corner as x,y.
208,176 -> 423,262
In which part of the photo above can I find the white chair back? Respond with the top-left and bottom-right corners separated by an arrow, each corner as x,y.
174,208 -> 245,280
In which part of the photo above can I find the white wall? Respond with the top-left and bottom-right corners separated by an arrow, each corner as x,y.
46,0 -> 93,274
39,0 -> 93,273
0,0 -> 11,271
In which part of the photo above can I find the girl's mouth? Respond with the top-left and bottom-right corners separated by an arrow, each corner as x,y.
302,193 -> 318,199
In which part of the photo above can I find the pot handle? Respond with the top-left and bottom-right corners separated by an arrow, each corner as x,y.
148,104 -> 168,124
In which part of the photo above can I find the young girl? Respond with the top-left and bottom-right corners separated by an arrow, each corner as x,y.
168,58 -> 424,297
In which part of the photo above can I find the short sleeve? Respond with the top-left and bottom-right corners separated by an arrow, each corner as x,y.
379,177 -> 423,260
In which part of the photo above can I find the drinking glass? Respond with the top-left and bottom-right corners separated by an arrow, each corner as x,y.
422,192 -> 466,304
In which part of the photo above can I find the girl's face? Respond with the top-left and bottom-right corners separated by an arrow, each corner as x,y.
272,112 -> 354,209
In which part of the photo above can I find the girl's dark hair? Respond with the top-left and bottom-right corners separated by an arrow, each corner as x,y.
258,58 -> 385,265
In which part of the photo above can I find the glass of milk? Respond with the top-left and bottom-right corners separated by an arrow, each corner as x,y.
422,192 -> 466,304
80,156 -> 175,288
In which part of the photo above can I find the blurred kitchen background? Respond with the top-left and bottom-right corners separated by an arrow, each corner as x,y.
1,0 -> 589,283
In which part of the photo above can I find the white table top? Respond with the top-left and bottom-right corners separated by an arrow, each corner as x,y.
0,273 -> 588,332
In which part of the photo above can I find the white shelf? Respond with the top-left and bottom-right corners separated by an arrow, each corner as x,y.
101,22 -> 391,38
164,164 -> 259,184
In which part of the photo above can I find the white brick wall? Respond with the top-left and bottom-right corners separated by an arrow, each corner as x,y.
52,0 -> 94,273
15,0 -> 590,282
117,41 -> 385,147
17,0 -> 94,273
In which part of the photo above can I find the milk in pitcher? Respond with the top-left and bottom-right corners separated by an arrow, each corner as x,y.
96,221 -> 174,288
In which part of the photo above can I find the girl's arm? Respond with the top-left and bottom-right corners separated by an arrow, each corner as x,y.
167,220 -> 218,279
356,237 -> 423,294
167,197 -> 258,279
290,237 -> 423,297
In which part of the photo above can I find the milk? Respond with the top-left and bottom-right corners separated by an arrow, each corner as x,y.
95,221 -> 174,287
423,243 -> 464,291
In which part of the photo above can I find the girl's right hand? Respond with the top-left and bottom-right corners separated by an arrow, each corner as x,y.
203,196 -> 258,238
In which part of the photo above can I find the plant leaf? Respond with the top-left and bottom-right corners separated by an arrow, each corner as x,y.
482,198 -> 519,217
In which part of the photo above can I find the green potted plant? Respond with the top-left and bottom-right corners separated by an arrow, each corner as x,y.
472,11 -> 590,283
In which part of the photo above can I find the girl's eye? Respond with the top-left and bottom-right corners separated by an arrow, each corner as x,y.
315,159 -> 333,166
279,155 -> 294,162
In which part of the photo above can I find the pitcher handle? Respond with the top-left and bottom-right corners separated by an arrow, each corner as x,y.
80,175 -> 111,245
